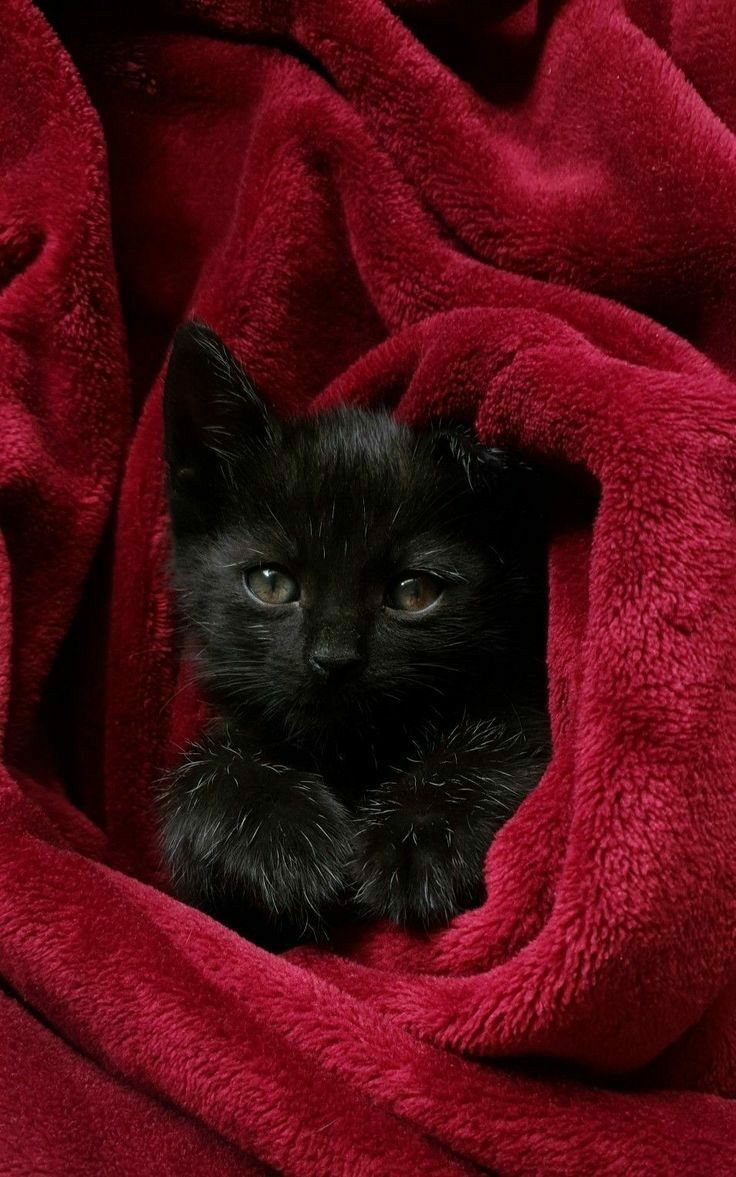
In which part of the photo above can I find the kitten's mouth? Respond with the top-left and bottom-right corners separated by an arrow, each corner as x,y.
306,683 -> 362,711
291,680 -> 375,725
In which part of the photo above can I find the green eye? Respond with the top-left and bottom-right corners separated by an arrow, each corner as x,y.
386,572 -> 443,613
245,566 -> 300,605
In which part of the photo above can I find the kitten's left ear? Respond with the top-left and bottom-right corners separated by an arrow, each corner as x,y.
163,320 -> 278,532
431,423 -> 546,520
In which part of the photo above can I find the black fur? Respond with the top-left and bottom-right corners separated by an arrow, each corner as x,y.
159,321 -> 549,949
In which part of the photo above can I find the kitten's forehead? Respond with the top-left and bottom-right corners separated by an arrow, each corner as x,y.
277,409 -> 431,526
235,407 -> 465,561
291,408 -> 416,491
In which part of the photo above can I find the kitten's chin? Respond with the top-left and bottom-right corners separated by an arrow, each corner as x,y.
280,685 -> 379,742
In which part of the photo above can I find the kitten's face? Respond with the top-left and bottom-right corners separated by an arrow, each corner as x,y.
165,323 -> 542,743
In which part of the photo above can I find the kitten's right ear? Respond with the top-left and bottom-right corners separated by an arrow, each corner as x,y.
163,320 -> 277,534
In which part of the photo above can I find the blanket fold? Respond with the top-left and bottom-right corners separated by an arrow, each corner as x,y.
1,1 -> 735,1173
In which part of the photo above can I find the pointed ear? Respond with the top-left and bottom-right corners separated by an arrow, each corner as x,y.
163,321 -> 278,534
430,423 -> 546,524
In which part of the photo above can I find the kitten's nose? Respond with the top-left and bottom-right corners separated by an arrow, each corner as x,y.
308,647 -> 364,679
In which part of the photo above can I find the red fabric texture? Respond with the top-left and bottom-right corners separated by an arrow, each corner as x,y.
1,1 -> 735,1172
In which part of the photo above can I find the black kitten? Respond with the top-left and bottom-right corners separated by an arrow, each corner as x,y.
159,322 -> 549,949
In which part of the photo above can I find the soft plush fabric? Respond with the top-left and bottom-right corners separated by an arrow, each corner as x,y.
1,1 -> 735,1173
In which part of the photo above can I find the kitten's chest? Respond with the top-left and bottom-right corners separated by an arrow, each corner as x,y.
306,705 -> 451,803
315,737 -> 404,803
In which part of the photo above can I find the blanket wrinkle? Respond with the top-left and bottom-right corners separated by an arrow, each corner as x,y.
1,0 -> 735,1173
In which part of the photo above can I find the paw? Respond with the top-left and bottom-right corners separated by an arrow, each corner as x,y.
352,787 -> 487,929
159,731 -> 352,943
352,712 -> 548,929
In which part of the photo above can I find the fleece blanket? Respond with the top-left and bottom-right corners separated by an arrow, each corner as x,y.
1,1 -> 735,1173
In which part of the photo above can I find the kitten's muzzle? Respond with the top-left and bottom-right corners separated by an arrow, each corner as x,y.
308,647 -> 364,681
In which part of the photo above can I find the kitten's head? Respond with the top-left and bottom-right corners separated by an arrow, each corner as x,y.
164,322 -> 546,745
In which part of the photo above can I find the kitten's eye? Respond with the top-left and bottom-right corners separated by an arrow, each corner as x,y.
386,573 -> 443,613
244,566 -> 300,606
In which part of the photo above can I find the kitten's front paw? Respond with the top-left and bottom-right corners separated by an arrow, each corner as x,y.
159,731 -> 352,946
352,784 -> 487,929
353,714 -> 547,929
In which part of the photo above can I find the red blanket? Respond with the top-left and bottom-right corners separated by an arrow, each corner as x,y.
1,1 -> 735,1173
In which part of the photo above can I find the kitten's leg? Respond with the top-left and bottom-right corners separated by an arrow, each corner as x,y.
158,723 -> 353,949
353,711 -> 549,929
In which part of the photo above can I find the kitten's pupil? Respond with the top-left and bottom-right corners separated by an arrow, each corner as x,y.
246,566 -> 300,605
387,573 -> 443,613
